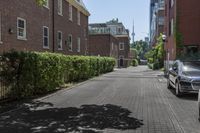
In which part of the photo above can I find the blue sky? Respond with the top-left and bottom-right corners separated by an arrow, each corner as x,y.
83,0 -> 150,42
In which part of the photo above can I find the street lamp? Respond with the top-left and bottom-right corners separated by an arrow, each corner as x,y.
162,34 -> 169,75
162,34 -> 167,42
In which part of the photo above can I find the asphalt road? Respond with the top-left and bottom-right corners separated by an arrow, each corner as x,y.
0,66 -> 199,133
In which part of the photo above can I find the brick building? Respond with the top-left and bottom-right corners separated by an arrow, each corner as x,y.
88,19 -> 131,68
164,0 -> 200,69
0,0 -> 89,55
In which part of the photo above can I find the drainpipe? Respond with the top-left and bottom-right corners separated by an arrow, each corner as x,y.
52,0 -> 55,52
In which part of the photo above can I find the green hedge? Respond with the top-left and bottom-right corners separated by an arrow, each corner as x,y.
0,51 -> 115,98
131,59 -> 138,67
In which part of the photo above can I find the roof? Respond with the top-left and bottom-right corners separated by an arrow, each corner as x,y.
67,0 -> 90,16
89,23 -> 108,28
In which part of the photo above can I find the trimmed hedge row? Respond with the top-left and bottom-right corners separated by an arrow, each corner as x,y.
0,51 -> 115,98
131,59 -> 138,67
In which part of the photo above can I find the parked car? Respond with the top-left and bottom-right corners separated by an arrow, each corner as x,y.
167,60 -> 200,97
198,89 -> 200,121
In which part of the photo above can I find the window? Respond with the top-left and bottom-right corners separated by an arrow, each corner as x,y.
77,11 -> 80,25
0,12 -> 2,43
57,31 -> 62,50
43,0 -> 49,8
68,34 -> 72,51
170,0 -> 174,8
69,4 -> 73,21
58,0 -> 63,15
111,42 -> 114,50
43,26 -> 49,48
77,37 -> 80,52
170,19 -> 174,36
17,17 -> 26,40
119,42 -> 124,50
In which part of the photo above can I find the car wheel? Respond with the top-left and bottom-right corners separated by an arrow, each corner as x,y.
175,81 -> 182,97
167,78 -> 172,89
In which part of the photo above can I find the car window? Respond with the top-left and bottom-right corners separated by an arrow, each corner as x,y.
182,61 -> 200,72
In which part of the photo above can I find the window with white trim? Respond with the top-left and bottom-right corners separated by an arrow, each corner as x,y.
57,31 -> 62,50
77,37 -> 80,52
43,26 -> 49,48
43,0 -> 49,8
17,17 -> 26,40
77,11 -> 80,25
68,34 -> 72,51
69,4 -> 73,21
119,42 -> 124,50
58,0 -> 63,15
0,12 -> 2,43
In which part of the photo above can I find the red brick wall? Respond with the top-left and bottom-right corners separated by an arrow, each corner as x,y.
0,0 -> 88,55
177,0 -> 200,46
117,36 -> 130,67
88,34 -> 115,57
164,0 -> 200,60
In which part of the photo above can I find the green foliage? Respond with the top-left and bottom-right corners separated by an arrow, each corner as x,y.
132,40 -> 149,60
35,0 -> 47,6
131,59 -> 138,67
174,17 -> 184,57
0,51 -> 115,99
178,52 -> 200,61
145,34 -> 164,70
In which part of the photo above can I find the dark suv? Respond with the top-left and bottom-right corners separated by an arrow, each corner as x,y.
167,60 -> 200,96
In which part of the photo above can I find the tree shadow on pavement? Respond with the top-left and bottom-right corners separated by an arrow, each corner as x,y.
0,102 -> 143,133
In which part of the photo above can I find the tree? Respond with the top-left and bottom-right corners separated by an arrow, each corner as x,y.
132,40 -> 149,60
145,34 -> 164,69
35,0 -> 46,6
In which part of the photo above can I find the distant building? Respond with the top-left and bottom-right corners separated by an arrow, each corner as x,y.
149,0 -> 164,47
88,19 -> 131,68
164,0 -> 200,69
0,0 -> 90,56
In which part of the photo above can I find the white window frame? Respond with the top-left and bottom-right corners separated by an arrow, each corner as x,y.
57,31 -> 63,50
77,37 -> 80,52
69,4 -> 73,21
58,0 -> 63,16
0,12 -> 2,44
43,26 -> 49,49
119,42 -> 124,50
68,34 -> 73,51
77,10 -> 80,25
43,0 -> 49,9
17,17 -> 27,40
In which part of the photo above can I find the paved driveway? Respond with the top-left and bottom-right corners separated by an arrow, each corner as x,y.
0,66 -> 199,133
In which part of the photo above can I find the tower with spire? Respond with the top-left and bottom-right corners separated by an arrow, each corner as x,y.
131,19 -> 135,47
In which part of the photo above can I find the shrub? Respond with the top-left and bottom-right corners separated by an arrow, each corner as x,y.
0,51 -> 115,99
132,59 -> 138,67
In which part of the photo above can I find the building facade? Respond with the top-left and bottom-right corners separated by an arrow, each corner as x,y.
149,0 -> 165,47
164,0 -> 200,69
0,0 -> 89,55
88,19 -> 131,68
